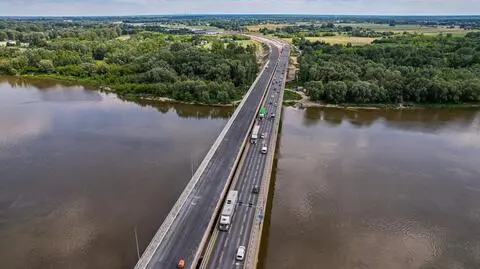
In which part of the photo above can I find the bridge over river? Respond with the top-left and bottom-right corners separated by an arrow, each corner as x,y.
135,36 -> 290,269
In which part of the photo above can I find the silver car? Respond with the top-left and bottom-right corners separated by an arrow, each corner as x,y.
236,246 -> 246,261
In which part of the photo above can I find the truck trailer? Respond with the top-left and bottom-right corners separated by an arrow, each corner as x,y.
250,124 -> 260,144
218,190 -> 238,231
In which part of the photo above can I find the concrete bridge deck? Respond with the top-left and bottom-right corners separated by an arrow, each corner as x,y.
134,40 -> 282,269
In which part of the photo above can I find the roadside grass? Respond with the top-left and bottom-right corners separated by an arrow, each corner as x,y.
283,89 -> 302,101
280,37 -> 293,44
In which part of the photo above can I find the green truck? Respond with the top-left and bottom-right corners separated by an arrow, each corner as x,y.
259,107 -> 266,119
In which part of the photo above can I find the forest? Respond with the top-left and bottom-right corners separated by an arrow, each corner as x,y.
260,23 -> 394,38
0,20 -> 259,104
296,33 -> 480,104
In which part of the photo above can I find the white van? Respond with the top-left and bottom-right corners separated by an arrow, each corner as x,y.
236,246 -> 246,261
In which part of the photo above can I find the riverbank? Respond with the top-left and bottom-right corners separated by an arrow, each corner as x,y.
15,74 -> 242,107
125,94 -> 241,107
283,89 -> 480,110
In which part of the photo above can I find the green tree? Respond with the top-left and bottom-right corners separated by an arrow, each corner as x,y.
38,59 -> 55,73
324,81 -> 348,104
93,46 -> 108,60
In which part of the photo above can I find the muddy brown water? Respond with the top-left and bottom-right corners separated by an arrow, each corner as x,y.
2,76 -> 480,269
0,76 -> 232,269
263,106 -> 480,269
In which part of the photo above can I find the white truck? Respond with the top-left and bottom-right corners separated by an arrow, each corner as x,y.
250,124 -> 260,144
218,190 -> 238,231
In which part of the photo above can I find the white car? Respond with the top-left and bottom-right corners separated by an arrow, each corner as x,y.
260,132 -> 266,139
261,145 -> 268,154
236,246 -> 246,261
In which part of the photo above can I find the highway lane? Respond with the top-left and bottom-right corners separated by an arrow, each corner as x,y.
204,44 -> 290,269
136,42 -> 281,269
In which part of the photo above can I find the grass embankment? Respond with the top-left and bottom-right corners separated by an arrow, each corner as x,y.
283,89 -> 302,101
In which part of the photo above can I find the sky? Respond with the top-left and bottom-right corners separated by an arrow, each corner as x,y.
0,0 -> 479,16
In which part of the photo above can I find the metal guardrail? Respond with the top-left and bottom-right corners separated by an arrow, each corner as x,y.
245,45 -> 290,269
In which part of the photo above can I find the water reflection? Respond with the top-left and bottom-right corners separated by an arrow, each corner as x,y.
0,76 -> 232,269
304,107 -> 480,133
134,99 -> 231,120
264,107 -> 480,269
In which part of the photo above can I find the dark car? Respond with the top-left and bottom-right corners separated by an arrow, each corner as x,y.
252,185 -> 260,194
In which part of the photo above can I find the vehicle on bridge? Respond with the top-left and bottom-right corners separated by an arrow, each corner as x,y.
177,259 -> 185,269
236,246 -> 246,261
218,190 -> 238,231
261,144 -> 268,154
250,124 -> 260,144
259,107 -> 266,119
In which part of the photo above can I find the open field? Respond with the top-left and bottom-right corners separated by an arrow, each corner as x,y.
158,23 -> 221,31
116,35 -> 131,41
237,39 -> 262,50
339,23 -> 474,35
280,35 -> 376,46
246,23 -> 292,32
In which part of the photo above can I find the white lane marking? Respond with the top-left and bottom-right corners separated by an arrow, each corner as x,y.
211,58 -> 284,269
219,250 -> 224,267
225,234 -> 230,246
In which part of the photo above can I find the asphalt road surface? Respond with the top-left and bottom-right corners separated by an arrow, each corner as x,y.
204,45 -> 290,269
139,43 -> 281,269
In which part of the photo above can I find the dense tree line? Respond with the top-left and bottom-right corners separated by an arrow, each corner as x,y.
296,33 -> 480,104
0,26 -> 259,103
263,23 -> 395,39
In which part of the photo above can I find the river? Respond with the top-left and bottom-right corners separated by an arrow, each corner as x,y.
2,76 -> 480,269
0,76 -> 232,269
263,107 -> 480,269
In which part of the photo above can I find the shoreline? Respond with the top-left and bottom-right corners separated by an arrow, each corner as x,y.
284,99 -> 480,110
15,74 -> 242,107
9,75 -> 480,110
283,89 -> 480,110
128,95 -> 241,107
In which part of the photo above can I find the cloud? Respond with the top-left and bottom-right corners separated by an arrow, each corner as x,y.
0,0 -> 479,16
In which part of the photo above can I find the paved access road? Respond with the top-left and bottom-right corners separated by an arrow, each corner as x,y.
203,45 -> 290,269
136,42 -> 281,269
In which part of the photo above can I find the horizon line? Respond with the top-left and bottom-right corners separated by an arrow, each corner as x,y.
1,13 -> 480,18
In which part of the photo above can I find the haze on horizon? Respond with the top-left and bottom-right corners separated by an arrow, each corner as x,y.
1,0 -> 479,16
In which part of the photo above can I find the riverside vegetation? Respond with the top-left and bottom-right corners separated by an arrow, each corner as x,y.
295,33 -> 480,105
0,19 -> 259,104
2,16 -> 480,106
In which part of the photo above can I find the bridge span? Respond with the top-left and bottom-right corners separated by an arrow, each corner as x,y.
135,38 -> 285,269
